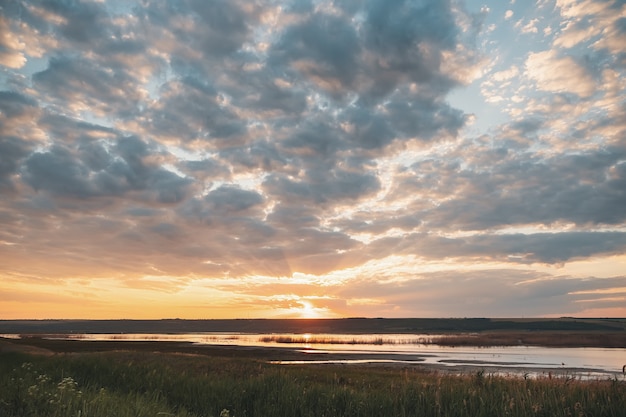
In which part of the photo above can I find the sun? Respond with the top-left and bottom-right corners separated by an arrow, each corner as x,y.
299,301 -> 322,318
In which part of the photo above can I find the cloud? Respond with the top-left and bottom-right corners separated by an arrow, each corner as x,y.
23,145 -> 94,198
516,18 -> 540,34
21,134 -> 191,204
492,65 -> 519,82
264,168 -> 381,205
554,0 -> 626,58
271,12 -> 360,97
0,90 -> 43,145
0,136 -> 32,192
33,56 -> 147,119
413,143 -> 626,229
204,185 -> 264,214
358,230 -> 626,265
0,15 -> 27,68
525,50 -> 596,97
335,269 -> 626,317
0,0 -> 625,318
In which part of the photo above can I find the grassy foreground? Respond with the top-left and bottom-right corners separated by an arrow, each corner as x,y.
1,350 -> 625,417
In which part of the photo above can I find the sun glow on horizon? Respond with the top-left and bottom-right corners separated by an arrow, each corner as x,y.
293,301 -> 325,319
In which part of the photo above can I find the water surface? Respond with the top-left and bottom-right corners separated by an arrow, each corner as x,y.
4,332 -> 624,379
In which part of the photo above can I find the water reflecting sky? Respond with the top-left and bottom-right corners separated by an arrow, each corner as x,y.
4,332 -> 624,378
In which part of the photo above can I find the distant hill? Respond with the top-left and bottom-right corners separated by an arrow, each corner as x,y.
1,317 -> 624,334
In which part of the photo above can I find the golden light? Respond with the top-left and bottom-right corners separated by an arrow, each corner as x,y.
299,301 -> 320,318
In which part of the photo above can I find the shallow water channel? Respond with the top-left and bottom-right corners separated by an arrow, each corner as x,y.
5,332 -> 625,379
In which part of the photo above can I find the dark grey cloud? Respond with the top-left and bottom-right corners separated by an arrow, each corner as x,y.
269,0 -> 472,101
236,71 -> 309,116
182,158 -> 231,181
220,140 -> 288,173
339,107 -> 395,150
0,91 -> 38,118
398,143 -> 626,230
105,136 -> 192,204
0,92 -> 39,191
78,140 -> 113,172
144,77 -> 247,148
181,0 -> 253,57
178,185 -> 265,230
272,12 -> 360,97
204,185 -> 264,214
38,113 -> 117,145
132,0 -> 257,82
39,0 -> 110,44
356,230 -> 626,266
437,232 -> 626,264
282,120 -> 346,157
33,56 -> 144,119
0,136 -> 33,192
7,0 -> 163,80
266,204 -> 320,229
383,91 -> 467,141
22,136 -> 191,204
264,168 -> 380,205
23,145 -> 94,198
362,0 -> 459,93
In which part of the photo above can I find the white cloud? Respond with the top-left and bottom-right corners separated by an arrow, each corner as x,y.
525,50 -> 595,97
556,0 -> 607,19
554,0 -> 626,53
516,18 -> 539,33
505,10 -> 514,20
0,16 -> 27,68
554,20 -> 601,48
492,65 -> 519,82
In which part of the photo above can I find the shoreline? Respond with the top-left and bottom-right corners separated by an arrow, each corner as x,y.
3,329 -> 626,348
2,336 -> 624,380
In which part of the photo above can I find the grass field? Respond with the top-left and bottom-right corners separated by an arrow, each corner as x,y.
1,346 -> 625,417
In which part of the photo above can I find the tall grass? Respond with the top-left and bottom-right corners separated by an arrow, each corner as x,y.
258,332 -> 626,348
1,350 -> 625,417
258,335 -> 432,345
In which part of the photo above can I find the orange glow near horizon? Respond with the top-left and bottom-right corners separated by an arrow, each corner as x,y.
1,254 -> 626,319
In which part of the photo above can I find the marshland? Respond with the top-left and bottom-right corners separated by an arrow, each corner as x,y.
1,345 -> 626,417
1,318 -> 626,416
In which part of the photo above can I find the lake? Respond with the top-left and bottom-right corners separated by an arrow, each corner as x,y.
3,332 -> 625,379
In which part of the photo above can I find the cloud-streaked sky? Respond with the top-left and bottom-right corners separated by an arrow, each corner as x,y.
1,0 -> 626,319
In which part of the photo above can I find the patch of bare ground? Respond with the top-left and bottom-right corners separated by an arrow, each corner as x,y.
0,336 -> 319,361
0,338 -> 55,356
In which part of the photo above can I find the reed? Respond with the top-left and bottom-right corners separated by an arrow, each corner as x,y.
258,335 -> 432,345
2,350 -> 625,417
257,332 -> 626,348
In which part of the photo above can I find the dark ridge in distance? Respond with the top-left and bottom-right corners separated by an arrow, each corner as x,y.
0,317 -> 624,334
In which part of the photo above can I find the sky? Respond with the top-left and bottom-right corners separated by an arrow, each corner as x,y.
1,0 -> 626,320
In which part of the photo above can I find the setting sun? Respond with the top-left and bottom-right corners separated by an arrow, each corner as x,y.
298,302 -> 321,319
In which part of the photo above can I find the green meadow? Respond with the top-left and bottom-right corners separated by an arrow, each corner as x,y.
1,349 -> 625,417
